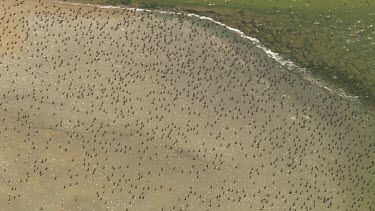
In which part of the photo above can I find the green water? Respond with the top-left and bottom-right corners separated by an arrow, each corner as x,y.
67,0 -> 375,108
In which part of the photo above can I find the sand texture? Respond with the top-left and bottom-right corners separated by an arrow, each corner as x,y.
0,0 -> 374,210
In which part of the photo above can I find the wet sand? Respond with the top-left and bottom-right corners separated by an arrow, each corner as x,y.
0,0 -> 374,210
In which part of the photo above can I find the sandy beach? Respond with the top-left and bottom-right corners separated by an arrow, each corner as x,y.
0,0 -> 374,210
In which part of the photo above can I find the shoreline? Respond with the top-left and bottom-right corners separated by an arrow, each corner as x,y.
1,0 -> 374,209
56,0 -> 373,113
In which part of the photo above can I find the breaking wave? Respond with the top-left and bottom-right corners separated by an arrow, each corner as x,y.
57,1 -> 359,101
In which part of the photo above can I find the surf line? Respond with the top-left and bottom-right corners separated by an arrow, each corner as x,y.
56,1 -> 358,101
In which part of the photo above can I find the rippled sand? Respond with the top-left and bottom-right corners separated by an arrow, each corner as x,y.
0,0 -> 374,210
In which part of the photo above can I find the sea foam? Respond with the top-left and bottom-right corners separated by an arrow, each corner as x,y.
57,1 -> 358,101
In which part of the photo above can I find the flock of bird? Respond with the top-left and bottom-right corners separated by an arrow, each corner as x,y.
0,0 -> 373,210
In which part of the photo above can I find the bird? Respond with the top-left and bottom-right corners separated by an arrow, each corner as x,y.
0,0 -> 373,210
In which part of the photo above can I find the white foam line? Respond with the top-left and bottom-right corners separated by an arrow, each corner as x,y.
55,1 -> 358,101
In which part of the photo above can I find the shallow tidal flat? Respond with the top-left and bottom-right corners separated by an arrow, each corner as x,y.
0,0 -> 374,210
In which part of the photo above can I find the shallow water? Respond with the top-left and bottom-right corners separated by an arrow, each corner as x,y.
0,0 -> 374,210
105,0 -> 375,107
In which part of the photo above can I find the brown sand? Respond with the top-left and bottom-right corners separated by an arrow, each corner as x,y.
0,0 -> 374,210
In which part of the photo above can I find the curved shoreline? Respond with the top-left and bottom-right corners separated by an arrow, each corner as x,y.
56,1 -> 361,105
1,1 -> 374,209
